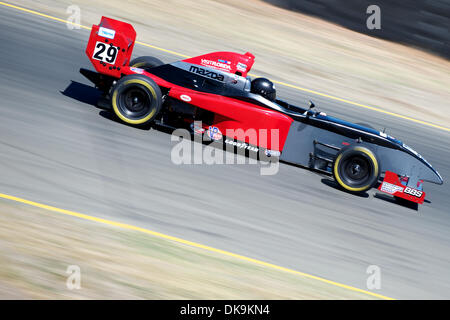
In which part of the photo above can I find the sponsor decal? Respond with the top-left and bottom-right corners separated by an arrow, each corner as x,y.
189,66 -> 225,81
130,67 -> 144,74
265,149 -> 281,157
180,94 -> 192,102
190,122 -> 205,135
98,27 -> 116,39
380,182 -> 404,195
201,59 -> 231,70
218,59 -> 231,65
404,186 -> 423,198
207,126 -> 223,141
236,62 -> 247,72
224,139 -> 259,152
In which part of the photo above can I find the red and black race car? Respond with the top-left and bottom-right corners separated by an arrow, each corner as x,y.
79,17 -> 443,207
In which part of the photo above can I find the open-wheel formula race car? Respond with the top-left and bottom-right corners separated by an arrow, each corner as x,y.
79,17 -> 443,207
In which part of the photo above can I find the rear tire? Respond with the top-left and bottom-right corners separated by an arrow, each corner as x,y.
111,74 -> 162,126
129,56 -> 164,72
333,145 -> 380,193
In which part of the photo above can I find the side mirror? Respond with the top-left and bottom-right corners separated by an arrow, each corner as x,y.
309,100 -> 315,109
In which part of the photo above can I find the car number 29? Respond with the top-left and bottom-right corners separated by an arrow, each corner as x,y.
92,41 -> 118,64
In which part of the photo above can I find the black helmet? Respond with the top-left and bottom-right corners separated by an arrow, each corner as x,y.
251,77 -> 276,101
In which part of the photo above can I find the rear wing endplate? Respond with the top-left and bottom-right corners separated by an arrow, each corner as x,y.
85,16 -> 136,78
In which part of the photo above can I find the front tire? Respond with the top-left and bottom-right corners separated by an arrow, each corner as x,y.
111,74 -> 162,126
333,145 -> 380,193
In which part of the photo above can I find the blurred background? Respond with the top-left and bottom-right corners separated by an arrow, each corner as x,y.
266,0 -> 450,59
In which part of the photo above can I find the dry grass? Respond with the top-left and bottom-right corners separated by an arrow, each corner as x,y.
12,0 -> 450,128
0,198 -> 377,299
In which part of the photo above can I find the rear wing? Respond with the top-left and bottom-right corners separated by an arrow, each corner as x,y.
85,16 -> 136,78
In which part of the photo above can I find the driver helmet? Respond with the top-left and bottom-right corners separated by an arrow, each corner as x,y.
250,77 -> 276,101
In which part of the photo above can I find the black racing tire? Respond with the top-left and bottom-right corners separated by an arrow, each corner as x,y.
333,145 -> 380,193
129,56 -> 164,71
111,74 -> 162,125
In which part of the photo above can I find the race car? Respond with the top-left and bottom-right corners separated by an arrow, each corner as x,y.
79,16 -> 443,207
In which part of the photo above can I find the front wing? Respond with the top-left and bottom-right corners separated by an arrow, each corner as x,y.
378,171 -> 425,204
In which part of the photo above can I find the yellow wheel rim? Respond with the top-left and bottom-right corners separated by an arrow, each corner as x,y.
333,146 -> 379,192
112,79 -> 157,125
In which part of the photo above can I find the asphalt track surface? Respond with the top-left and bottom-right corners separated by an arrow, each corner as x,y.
1,5 -> 450,299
